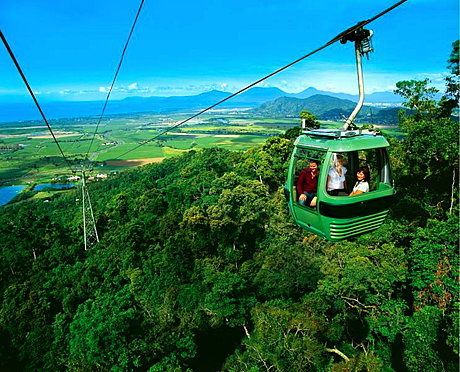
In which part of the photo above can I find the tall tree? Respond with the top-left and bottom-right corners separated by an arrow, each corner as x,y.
440,40 -> 460,117
393,45 -> 459,217
300,110 -> 320,129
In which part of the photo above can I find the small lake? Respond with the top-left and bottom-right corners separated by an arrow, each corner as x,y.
34,183 -> 74,191
0,185 -> 26,206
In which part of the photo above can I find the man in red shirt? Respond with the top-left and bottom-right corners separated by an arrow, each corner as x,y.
296,160 -> 319,207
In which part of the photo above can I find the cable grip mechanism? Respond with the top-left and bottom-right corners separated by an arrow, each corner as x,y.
340,27 -> 375,130
340,27 -> 374,59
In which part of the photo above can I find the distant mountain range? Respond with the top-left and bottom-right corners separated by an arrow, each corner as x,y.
0,86 -> 404,123
288,87 -> 404,104
250,94 -> 401,123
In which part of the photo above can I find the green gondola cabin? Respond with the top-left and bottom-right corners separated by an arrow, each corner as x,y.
284,128 -> 396,240
283,27 -> 397,240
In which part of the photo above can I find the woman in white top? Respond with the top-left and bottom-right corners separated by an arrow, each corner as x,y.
349,166 -> 370,196
327,154 -> 347,196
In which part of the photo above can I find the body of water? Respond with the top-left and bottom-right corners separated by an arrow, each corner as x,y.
34,183 -> 74,191
0,185 -> 26,206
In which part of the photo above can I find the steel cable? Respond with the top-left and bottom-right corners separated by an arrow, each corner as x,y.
1,30 -> 76,173
116,0 -> 408,159
85,0 -> 146,160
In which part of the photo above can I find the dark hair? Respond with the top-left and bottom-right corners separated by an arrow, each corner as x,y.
358,166 -> 370,182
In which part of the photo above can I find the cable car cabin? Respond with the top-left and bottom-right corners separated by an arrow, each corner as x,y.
284,129 -> 396,241
283,26 -> 397,240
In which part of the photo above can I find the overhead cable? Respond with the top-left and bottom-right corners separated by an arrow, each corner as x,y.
85,0 -> 146,160
0,30 -> 75,173
116,0 -> 408,159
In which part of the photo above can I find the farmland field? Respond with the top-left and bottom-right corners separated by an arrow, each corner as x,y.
0,109 -> 397,187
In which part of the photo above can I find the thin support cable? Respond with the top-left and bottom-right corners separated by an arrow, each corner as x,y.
0,30 -> 75,173
116,0 -> 407,159
85,0 -> 146,160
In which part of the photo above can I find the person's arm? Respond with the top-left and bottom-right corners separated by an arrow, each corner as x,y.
349,182 -> 368,196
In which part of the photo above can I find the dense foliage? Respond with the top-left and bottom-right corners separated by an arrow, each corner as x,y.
1,45 -> 458,371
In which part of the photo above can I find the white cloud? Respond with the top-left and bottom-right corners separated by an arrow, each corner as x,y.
150,83 -> 235,96
99,86 -> 111,93
414,72 -> 445,84
128,82 -> 138,90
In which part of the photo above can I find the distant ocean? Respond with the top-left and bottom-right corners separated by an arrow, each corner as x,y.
0,101 -> 103,123
0,97 -> 251,123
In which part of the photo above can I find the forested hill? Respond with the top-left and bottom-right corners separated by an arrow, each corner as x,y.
0,72 -> 459,371
252,94 -> 356,117
250,94 -> 401,122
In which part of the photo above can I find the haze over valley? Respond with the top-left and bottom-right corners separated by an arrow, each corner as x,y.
0,86 -> 404,124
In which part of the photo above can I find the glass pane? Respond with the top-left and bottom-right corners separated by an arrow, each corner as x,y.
357,149 -> 379,191
325,149 -> 387,196
293,148 -> 325,206
327,153 -> 349,196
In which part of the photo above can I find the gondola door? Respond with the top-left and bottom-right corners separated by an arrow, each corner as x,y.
285,145 -> 329,238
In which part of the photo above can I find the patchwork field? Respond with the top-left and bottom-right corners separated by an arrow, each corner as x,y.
0,109 -> 399,185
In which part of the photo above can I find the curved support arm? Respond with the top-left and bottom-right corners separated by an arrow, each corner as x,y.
343,42 -> 365,130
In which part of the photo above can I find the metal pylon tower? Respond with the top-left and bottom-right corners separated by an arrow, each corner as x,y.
81,171 -> 99,250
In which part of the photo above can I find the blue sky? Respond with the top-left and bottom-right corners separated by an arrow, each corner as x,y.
0,0 -> 458,102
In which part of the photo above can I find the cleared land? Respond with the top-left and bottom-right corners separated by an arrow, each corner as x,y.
0,109 -> 399,185
106,158 -> 165,167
